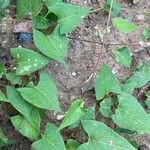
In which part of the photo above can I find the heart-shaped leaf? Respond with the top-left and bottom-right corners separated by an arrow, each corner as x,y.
18,72 -> 60,111
114,47 -> 132,68
112,18 -> 138,33
48,3 -> 91,34
33,27 -> 68,66
44,0 -> 63,7
11,115 -> 39,140
95,64 -> 121,100
78,120 -> 136,150
17,0 -> 43,20
32,122 -> 66,150
112,92 -> 150,133
7,86 -> 41,137
11,48 -> 50,75
59,99 -> 85,130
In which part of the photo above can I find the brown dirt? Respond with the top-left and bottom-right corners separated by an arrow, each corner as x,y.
0,0 -> 150,149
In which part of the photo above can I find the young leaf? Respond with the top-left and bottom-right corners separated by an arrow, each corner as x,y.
11,48 -> 50,75
78,120 -> 136,150
112,18 -> 138,33
0,0 -> 10,9
0,90 -> 9,102
66,139 -> 80,150
16,0 -> 43,20
6,72 -> 22,85
114,47 -> 132,68
48,3 -> 91,34
59,99 -> 85,130
18,72 -> 60,111
69,107 -> 95,129
103,0 -> 121,17
11,115 -> 39,140
33,27 -> 68,66
95,64 -> 121,100
0,128 -> 7,143
100,98 -> 114,118
32,15 -> 49,29
126,61 -> 150,88
0,63 -> 5,77
44,0 -> 63,7
7,86 -> 41,135
143,28 -> 150,40
32,122 -> 66,150
112,92 -> 150,134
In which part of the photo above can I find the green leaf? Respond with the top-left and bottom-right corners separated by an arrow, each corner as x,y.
121,82 -> 136,94
18,72 -> 60,111
0,90 -> 9,102
103,0 -> 121,17
112,18 -> 138,33
11,48 -> 50,75
11,115 -> 39,141
33,27 -> 68,66
32,122 -> 66,150
0,128 -> 7,143
66,139 -> 80,150
114,47 -> 132,68
69,107 -> 95,129
95,64 -> 121,100
112,92 -> 150,134
0,139 -> 16,148
44,0 -> 63,7
78,120 -> 136,150
16,0 -> 43,20
6,72 -> 22,85
32,15 -> 49,29
48,3 -> 91,34
143,28 -> 150,40
0,63 -> 5,77
0,0 -> 10,9
7,86 -> 41,137
100,98 -> 114,118
126,61 -> 150,88
59,99 -> 85,130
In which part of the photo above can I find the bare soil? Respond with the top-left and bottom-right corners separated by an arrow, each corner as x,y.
0,0 -> 150,149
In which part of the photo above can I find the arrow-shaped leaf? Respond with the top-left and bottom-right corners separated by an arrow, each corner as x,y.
112,92 -> 150,134
11,48 -> 50,75
11,115 -> 39,141
33,27 -> 68,66
95,64 -> 121,100
32,122 -> 66,150
48,3 -> 91,34
18,72 -> 60,111
59,99 -> 85,130
7,86 -> 41,139
78,120 -> 136,150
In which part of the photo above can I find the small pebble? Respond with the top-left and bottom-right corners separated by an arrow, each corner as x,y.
56,115 -> 64,120
136,14 -> 144,21
72,72 -> 77,76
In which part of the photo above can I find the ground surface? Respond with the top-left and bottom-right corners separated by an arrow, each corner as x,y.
0,0 -> 150,149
